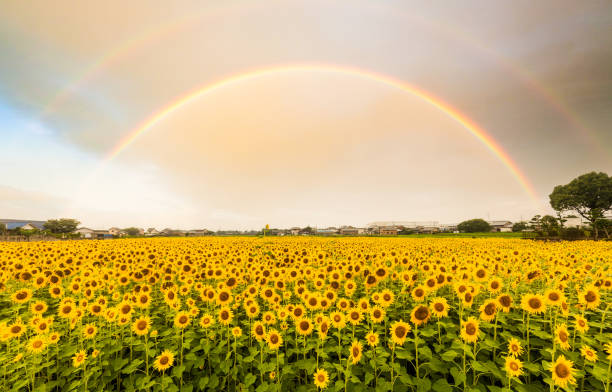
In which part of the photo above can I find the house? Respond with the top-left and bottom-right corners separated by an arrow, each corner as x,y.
379,227 -> 400,235
108,227 -> 125,237
0,219 -> 46,231
487,221 -> 513,232
316,227 -> 338,235
418,226 -> 439,234
74,227 -> 95,239
339,226 -> 361,235
93,230 -> 112,239
146,228 -> 160,236
289,227 -> 301,235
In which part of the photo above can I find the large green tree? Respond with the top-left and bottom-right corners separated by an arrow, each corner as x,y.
457,219 -> 491,233
0,222 -> 6,235
44,218 -> 81,234
549,172 -> 612,239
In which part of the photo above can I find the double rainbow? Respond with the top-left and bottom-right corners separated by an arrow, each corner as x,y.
105,64 -> 539,201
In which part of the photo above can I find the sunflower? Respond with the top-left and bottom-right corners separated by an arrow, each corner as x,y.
430,297 -> 449,318
460,317 -> 480,343
411,286 -> 426,302
231,326 -> 242,338
507,338 -> 524,357
174,311 -> 191,329
132,316 -> 152,336
317,319 -> 330,340
580,345 -> 597,362
379,289 -> 395,308
27,336 -> 47,354
297,318 -> 314,336
72,350 -> 87,367
574,315 -> 589,334
199,313 -> 214,329
330,312 -> 346,329
554,324 -> 571,350
153,350 -> 175,372
365,331 -> 379,347
48,332 -> 61,344
266,329 -> 283,350
479,299 -> 497,322
30,301 -> 48,315
349,340 -> 363,364
550,355 -> 576,388
521,294 -> 546,314
369,306 -> 385,324
313,368 -> 330,389
218,307 -> 233,326
544,289 -> 564,307
504,356 -> 523,377
488,278 -> 503,294
389,320 -> 411,346
347,308 -> 362,326
497,293 -> 513,312
245,303 -> 260,319
578,286 -> 601,310
83,323 -> 97,339
11,288 -> 32,304
410,305 -> 431,326
252,321 -> 267,341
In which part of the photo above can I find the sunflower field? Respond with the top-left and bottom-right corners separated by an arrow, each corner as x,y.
1,237 -> 611,392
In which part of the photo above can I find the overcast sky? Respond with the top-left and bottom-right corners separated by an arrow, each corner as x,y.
1,0 -> 611,229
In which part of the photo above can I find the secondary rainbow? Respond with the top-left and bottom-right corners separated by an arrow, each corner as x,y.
106,64 -> 539,200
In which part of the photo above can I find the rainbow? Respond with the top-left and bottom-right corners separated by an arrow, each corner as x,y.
37,1 -> 606,160
105,64 -> 539,200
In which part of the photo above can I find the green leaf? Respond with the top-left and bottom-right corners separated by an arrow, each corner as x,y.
451,367 -> 466,385
416,377 -> 432,391
440,350 -> 458,362
198,376 -> 209,389
432,378 -> 453,392
244,373 -> 257,387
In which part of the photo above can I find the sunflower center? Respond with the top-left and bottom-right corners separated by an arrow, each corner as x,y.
395,326 -> 406,338
466,323 -> 476,335
352,347 -> 360,357
476,270 -> 485,278
585,291 -> 596,302
179,316 -> 188,324
415,289 -> 424,297
415,306 -> 429,320
299,321 -> 309,331
33,340 -> 43,348
499,296 -> 511,307
484,303 -> 496,315
160,356 -> 169,365
559,330 -> 568,342
270,334 -> 279,344
137,320 -> 147,330
555,363 -> 569,378
528,298 -> 541,309
548,293 -> 559,301
434,303 -> 444,312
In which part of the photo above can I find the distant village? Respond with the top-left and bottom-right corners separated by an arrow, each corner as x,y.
0,216 -> 596,240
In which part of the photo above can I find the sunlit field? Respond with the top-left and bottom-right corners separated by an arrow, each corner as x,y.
1,237 -> 611,392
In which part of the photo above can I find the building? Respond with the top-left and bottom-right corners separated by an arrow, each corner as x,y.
379,227 -> 400,235
92,230 -> 112,239
418,226 -> 439,234
146,228 -> 160,236
289,227 -> 301,235
74,227 -> 95,238
487,221 -> 513,232
316,227 -> 338,235
0,219 -> 46,231
339,226 -> 363,235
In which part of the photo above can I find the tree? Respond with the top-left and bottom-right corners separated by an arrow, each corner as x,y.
539,215 -> 560,237
457,219 -> 491,233
0,222 -> 5,235
549,172 -> 612,239
123,227 -> 141,236
44,218 -> 81,234
512,222 -> 528,232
